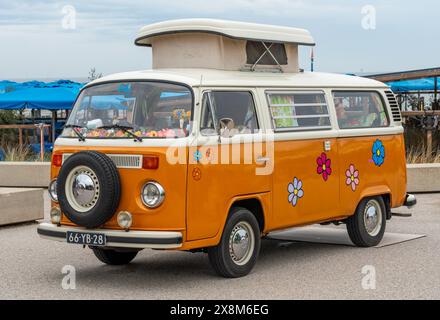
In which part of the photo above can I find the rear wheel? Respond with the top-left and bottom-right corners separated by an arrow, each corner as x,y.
346,196 -> 386,247
92,247 -> 138,265
208,207 -> 261,278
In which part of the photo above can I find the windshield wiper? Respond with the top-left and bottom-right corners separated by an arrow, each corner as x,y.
97,124 -> 143,142
64,124 -> 86,141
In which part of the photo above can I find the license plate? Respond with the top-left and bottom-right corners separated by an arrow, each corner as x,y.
66,231 -> 106,246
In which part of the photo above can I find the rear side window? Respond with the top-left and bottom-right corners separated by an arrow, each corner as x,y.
333,91 -> 389,129
266,91 -> 331,131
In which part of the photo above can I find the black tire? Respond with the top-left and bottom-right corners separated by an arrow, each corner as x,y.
57,151 -> 121,228
346,196 -> 386,247
208,207 -> 261,278
92,247 -> 138,265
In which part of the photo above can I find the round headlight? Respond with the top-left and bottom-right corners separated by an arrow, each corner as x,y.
117,211 -> 133,230
50,207 -> 62,224
48,179 -> 58,202
141,181 -> 165,208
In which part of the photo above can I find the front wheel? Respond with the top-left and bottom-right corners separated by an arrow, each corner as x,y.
92,247 -> 138,265
346,196 -> 386,247
208,207 -> 261,278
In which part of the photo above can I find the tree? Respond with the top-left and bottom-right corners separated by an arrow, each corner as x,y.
88,68 -> 103,81
0,110 -> 20,146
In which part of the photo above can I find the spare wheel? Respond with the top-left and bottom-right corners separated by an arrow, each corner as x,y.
57,151 -> 121,228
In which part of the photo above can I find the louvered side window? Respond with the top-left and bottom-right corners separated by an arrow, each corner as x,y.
384,90 -> 402,123
266,91 -> 331,131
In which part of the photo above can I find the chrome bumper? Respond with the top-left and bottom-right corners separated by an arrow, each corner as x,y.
404,194 -> 417,208
37,222 -> 183,249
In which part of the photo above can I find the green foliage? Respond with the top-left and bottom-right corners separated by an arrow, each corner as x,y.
0,110 -> 20,145
405,126 -> 440,163
2,144 -> 51,162
88,67 -> 103,81
3,144 -> 30,161
0,110 -> 19,124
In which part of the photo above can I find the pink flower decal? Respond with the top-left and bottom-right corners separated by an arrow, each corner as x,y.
345,164 -> 360,191
316,153 -> 332,181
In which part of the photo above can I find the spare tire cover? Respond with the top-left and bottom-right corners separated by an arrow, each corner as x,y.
57,151 -> 121,228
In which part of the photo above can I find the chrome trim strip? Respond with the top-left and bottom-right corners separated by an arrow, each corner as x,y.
37,222 -> 183,249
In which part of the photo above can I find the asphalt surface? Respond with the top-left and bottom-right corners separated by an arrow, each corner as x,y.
0,194 -> 439,299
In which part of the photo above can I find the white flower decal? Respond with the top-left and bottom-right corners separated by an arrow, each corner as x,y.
288,177 -> 304,207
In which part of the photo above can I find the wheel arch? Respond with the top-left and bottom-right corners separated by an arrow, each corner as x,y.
230,199 -> 265,232
226,193 -> 270,234
359,186 -> 392,219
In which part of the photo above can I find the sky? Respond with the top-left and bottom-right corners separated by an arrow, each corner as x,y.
0,0 -> 439,80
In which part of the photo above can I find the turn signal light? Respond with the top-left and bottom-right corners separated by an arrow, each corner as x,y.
52,154 -> 62,167
142,156 -> 159,169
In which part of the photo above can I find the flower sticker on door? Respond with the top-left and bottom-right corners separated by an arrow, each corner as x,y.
288,177 -> 304,207
372,139 -> 385,167
345,164 -> 360,192
316,153 -> 332,181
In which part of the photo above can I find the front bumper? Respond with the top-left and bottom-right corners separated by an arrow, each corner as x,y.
37,222 -> 183,249
404,194 -> 417,208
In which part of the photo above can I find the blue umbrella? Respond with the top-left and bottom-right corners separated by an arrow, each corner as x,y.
387,78 -> 438,92
0,80 -> 18,93
0,86 -> 79,110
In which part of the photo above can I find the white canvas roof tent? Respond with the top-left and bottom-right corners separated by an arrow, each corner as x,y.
135,19 -> 315,73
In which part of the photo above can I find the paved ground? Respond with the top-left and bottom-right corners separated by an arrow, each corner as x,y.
1,194 -> 439,299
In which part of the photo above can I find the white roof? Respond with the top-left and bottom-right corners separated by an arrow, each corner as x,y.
89,69 -> 387,89
135,19 -> 315,46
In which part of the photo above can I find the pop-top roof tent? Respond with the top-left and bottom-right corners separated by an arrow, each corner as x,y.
135,19 -> 315,73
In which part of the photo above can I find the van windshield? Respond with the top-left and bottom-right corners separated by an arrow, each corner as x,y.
62,82 -> 192,139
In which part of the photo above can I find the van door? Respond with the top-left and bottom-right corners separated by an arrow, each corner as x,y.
186,89 -> 271,241
332,90 -> 402,215
266,90 -> 341,229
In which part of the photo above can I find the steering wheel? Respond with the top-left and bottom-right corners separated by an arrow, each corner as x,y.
219,118 -> 234,130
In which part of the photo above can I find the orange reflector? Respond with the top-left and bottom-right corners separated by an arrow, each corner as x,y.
52,154 -> 62,167
142,156 -> 159,169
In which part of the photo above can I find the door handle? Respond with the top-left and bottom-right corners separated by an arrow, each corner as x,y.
256,157 -> 270,164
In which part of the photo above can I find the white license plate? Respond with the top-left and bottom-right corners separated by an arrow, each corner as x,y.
66,231 -> 106,246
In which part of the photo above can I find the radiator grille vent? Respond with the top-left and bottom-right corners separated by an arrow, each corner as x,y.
62,154 -> 142,169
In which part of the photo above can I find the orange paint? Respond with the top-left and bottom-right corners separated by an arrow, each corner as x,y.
51,130 -> 406,251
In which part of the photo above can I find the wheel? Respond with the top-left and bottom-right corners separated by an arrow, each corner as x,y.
346,196 -> 386,247
208,207 -> 261,278
92,247 -> 138,265
57,151 -> 121,228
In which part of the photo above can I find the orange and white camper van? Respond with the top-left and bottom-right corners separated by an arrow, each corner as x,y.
38,19 -> 416,278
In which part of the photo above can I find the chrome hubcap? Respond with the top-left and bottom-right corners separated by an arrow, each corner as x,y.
65,166 -> 100,212
363,199 -> 382,236
73,173 -> 96,206
229,221 -> 254,266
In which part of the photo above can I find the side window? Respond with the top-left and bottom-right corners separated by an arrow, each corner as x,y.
266,91 -> 331,131
333,91 -> 389,129
246,41 -> 288,65
200,91 -> 259,136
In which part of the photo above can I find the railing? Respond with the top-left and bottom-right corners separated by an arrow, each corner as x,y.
0,124 -> 51,161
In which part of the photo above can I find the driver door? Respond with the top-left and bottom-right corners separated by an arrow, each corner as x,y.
186,89 -> 271,241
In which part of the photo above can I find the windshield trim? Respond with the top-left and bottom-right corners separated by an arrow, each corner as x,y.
63,79 -> 195,140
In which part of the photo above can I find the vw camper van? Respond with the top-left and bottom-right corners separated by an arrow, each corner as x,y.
38,19 -> 416,278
